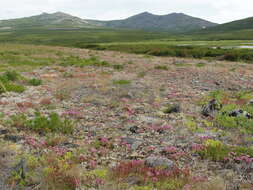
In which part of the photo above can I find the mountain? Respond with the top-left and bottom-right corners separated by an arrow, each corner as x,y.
0,12 -> 93,29
0,11 -> 218,33
93,12 -> 218,33
201,16 -> 253,32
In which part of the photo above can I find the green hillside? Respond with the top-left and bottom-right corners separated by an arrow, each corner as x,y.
204,16 -> 253,32
0,12 -> 93,29
95,12 -> 217,33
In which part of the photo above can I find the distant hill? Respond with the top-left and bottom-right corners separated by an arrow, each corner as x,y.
0,11 -> 217,33
94,12 -> 218,33
0,12 -> 93,29
201,16 -> 253,32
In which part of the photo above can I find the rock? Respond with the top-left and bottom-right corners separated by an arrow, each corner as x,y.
138,116 -> 162,124
60,142 -> 79,149
124,176 -> 142,185
13,158 -> 27,179
129,126 -> 139,134
121,137 -> 142,150
228,109 -> 252,119
0,129 -> 9,135
4,135 -> 22,143
145,156 -> 174,169
163,104 -> 180,114
201,99 -> 222,117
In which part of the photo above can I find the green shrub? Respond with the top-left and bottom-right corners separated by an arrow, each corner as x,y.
9,112 -> 74,134
196,63 -> 206,67
5,83 -> 26,93
137,71 -> 146,78
198,140 -> 253,161
223,53 -> 239,61
2,70 -> 21,81
0,82 -> 25,94
200,140 -> 230,161
154,65 -> 169,70
62,72 -> 73,78
112,64 -> 124,70
28,78 -> 42,86
113,80 -> 131,85
0,70 -> 27,94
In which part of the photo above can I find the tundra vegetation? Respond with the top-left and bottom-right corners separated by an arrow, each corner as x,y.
0,43 -> 252,190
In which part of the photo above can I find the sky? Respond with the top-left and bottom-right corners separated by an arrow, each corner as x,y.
0,0 -> 252,24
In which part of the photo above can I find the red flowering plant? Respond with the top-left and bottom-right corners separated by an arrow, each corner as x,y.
111,160 -> 192,187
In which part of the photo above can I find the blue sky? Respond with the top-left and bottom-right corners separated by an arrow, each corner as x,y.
0,0 -> 252,23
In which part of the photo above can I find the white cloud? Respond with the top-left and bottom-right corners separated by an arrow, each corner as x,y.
0,0 -> 252,23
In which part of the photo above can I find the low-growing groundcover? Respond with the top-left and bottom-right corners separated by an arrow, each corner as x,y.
0,70 -> 42,94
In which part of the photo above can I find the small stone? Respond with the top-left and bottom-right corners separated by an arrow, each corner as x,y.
124,176 -> 142,185
129,126 -> 139,134
0,129 -> 9,135
121,137 -> 142,150
163,104 -> 180,114
4,135 -> 22,143
145,156 -> 174,170
13,158 -> 27,179
228,109 -> 252,119
60,142 -> 79,148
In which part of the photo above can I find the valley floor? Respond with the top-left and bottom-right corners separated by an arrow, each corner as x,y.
0,44 -> 252,190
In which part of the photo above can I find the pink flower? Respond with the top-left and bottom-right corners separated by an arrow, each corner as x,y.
163,125 -> 173,130
90,148 -> 98,153
100,137 -> 109,144
152,177 -> 158,182
151,124 -> 173,132
147,146 -> 155,151
192,176 -> 208,183
147,171 -> 154,177
191,144 -> 205,152
73,178 -> 81,187
95,178 -> 105,185
50,147 -> 67,156
164,146 -> 178,153
89,160 -> 97,169
183,184 -> 191,190
199,136 -> 212,141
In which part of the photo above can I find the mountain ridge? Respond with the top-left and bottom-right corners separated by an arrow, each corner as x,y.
0,11 -> 218,33
91,12 -> 218,32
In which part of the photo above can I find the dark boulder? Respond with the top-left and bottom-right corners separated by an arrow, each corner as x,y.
201,99 -> 222,117
13,158 -> 27,180
129,126 -> 139,134
228,109 -> 252,119
4,135 -> 22,143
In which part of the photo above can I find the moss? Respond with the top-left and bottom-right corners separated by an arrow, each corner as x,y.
154,65 -> 169,70
113,80 -> 131,85
196,62 -> 206,67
